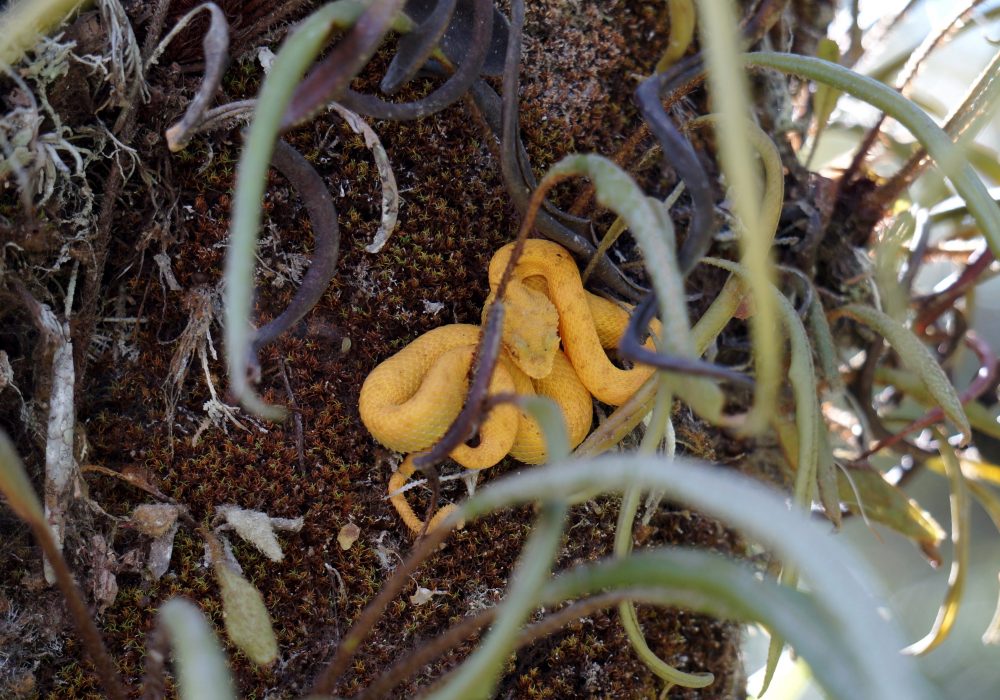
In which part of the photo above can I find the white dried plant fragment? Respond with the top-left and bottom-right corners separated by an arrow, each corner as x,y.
337,522 -> 360,550
257,46 -> 276,74
328,103 -> 399,253
131,503 -> 180,537
217,505 -> 303,562
0,350 -> 22,400
130,504 -> 181,580
33,300 -> 77,585
422,300 -> 445,315
147,520 -> 181,580
410,586 -> 446,606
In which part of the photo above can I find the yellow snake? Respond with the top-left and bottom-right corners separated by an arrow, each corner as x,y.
359,239 -> 660,532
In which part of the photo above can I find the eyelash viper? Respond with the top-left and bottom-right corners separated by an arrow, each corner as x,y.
358,239 -> 660,532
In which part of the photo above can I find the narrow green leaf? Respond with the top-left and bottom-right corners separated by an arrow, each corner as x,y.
809,415 -> 842,527
744,52 -> 1000,262
874,212 -> 915,323
213,563 -> 279,666
807,292 -> 842,391
964,481 -> 1000,644
0,428 -> 45,524
903,432 -> 970,655
543,154 -> 724,422
837,467 -> 945,552
0,0 -> 87,66
456,455 -> 936,700
840,304 -> 970,444
656,0 -> 695,72
615,382 -> 714,689
704,257 -> 819,508
541,549 -> 860,700
699,0 -> 779,435
430,500 -> 568,700
159,598 -> 237,700
806,38 -> 842,167
226,1 -> 370,420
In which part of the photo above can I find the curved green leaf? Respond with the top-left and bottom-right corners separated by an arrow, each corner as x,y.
744,52 -> 1000,261
540,549 -> 866,700
430,500 -> 568,700
159,598 -> 237,700
543,154 -> 723,421
840,304 -> 970,444
451,455 -> 937,700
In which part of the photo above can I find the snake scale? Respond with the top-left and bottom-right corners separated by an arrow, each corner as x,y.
359,240 -> 660,532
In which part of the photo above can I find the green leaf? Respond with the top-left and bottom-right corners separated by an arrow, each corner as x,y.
0,428 -> 45,525
903,433 -> 969,655
839,304 -> 971,444
807,292 -> 842,391
214,563 -> 279,666
541,549 -> 858,700
656,0 -> 696,72
699,1 -> 779,435
542,154 -> 724,422
226,1 -> 371,420
837,467 -> 945,553
430,501 -> 568,700
159,598 -> 237,700
874,212 -> 915,323
0,0 -> 86,66
455,455 -> 937,700
744,52 -> 1000,263
807,38 -> 842,166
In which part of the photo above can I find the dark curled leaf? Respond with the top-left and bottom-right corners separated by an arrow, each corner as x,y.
150,3 -> 229,152
380,0 -> 457,94
629,0 -> 791,275
252,140 -> 340,356
280,0 -> 407,131
464,75 -> 592,237
619,293 -> 754,387
411,301 -> 506,532
340,0 -> 493,120
472,0 -> 640,301
412,303 -> 506,473
404,0 -> 509,75
634,64 -> 717,276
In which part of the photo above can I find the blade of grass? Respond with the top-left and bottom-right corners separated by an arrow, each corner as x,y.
834,304 -> 971,444
903,432 -> 970,655
540,154 -> 724,422
614,377 -> 715,689
698,0 -> 779,435
541,549 -> 867,700
428,499 -> 568,700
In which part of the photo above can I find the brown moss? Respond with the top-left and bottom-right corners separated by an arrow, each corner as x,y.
0,1 -> 776,698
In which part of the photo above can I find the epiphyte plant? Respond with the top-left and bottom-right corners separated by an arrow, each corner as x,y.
2,0 -> 1000,696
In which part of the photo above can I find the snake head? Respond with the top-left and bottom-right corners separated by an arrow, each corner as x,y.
484,277 -> 559,379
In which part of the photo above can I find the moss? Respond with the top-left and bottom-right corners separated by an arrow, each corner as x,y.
2,1 -> 760,697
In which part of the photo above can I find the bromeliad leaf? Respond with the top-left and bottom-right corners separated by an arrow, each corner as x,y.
838,304 -> 971,444
157,599 -> 238,700
838,466 -> 945,557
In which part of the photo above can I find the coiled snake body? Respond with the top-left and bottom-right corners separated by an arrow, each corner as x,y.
359,240 -> 659,532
